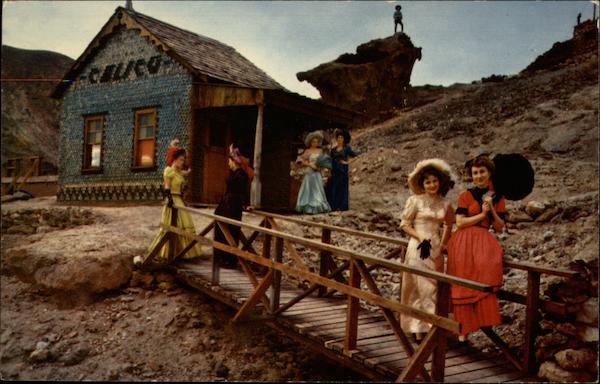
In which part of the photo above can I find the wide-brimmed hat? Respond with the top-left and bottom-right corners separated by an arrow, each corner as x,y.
407,158 -> 457,196
333,128 -> 351,144
304,130 -> 324,147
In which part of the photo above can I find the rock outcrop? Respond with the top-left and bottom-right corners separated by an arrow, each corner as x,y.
522,19 -> 597,74
296,33 -> 422,115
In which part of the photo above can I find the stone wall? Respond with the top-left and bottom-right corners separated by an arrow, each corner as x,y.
57,28 -> 192,202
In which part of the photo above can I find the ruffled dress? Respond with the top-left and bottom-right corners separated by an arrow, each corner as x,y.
399,194 -> 454,333
447,187 -> 506,335
147,166 -> 203,260
295,153 -> 331,214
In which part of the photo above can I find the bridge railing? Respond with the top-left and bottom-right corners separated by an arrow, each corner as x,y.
142,205 -> 578,381
249,209 -> 580,374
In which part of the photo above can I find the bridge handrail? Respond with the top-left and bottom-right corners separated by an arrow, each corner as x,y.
177,204 -> 494,293
250,209 -> 579,279
251,209 -> 408,246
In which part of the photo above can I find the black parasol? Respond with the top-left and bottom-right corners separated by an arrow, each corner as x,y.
492,153 -> 535,201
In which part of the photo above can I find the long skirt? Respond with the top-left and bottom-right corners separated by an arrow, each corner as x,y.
326,168 -> 350,211
296,170 -> 331,214
213,193 -> 243,267
447,226 -> 503,335
400,236 -> 444,333
147,196 -> 203,260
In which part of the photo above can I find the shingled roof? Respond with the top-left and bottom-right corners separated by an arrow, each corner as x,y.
53,6 -> 284,98
127,8 -> 284,89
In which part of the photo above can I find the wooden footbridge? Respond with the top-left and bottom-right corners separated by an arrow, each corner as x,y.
142,205 -> 579,382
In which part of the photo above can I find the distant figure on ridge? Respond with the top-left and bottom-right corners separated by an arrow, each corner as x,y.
394,5 -> 404,33
577,12 -> 582,25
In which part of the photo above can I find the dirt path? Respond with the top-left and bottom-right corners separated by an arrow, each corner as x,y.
0,198 -> 365,381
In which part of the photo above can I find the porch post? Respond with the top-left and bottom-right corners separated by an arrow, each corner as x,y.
250,102 -> 264,207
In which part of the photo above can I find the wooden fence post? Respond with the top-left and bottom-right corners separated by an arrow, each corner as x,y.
319,228 -> 332,297
524,271 -> 540,373
168,207 -> 178,261
432,281 -> 450,382
211,218 -> 220,286
271,237 -> 284,311
262,219 -> 272,260
344,259 -> 360,354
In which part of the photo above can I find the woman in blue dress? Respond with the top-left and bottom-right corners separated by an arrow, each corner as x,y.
295,130 -> 332,214
326,128 -> 359,211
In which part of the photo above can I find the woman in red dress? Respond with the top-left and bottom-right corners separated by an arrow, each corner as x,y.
447,155 -> 505,341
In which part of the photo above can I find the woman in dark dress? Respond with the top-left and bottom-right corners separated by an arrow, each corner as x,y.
326,129 -> 359,211
213,145 -> 254,268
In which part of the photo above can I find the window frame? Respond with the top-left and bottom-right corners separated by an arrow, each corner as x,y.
81,114 -> 105,174
131,107 -> 158,172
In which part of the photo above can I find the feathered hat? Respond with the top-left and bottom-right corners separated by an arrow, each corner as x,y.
304,130 -> 324,147
229,144 -> 255,180
407,158 -> 457,196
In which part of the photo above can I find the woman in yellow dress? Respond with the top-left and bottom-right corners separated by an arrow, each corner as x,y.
145,148 -> 203,261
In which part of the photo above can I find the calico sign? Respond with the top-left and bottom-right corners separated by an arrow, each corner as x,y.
80,55 -> 171,84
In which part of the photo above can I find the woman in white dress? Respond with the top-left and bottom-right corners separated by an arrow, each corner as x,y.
399,159 -> 456,343
295,130 -> 332,214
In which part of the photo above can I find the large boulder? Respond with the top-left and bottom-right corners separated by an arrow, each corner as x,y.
538,361 -> 593,382
3,226 -> 136,304
296,33 -> 422,115
554,348 -> 596,371
5,248 -> 132,301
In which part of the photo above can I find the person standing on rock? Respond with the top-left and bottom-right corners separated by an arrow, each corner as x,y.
295,131 -> 332,214
326,128 -> 360,211
394,5 -> 404,33
213,144 -> 254,269
399,159 -> 455,344
447,155 -> 506,342
144,148 -> 203,262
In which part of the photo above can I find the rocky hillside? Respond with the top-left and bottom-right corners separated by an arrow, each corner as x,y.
1,45 -> 73,170
347,50 -> 598,210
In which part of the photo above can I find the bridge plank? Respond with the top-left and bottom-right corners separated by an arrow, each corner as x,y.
468,366 -> 531,383
312,320 -> 391,339
326,327 -> 399,350
279,298 -> 345,310
281,310 -> 350,323
445,361 -> 514,382
364,344 -> 473,368
304,315 -> 386,333
285,304 -> 348,315
173,255 -> 526,383
443,356 -> 507,377
505,374 -> 541,382
294,312 -> 383,329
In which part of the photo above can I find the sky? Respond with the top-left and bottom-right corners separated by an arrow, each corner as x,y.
1,0 -> 596,98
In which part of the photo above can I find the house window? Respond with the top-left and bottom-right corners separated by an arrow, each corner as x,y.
83,115 -> 104,172
133,108 -> 157,168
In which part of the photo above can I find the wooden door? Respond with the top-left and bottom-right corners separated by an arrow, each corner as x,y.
201,110 -> 231,204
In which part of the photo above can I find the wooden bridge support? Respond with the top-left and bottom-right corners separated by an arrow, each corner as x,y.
344,260 -> 361,353
524,271 -> 540,373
